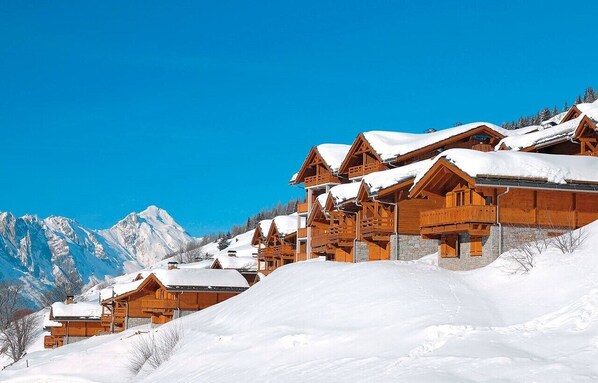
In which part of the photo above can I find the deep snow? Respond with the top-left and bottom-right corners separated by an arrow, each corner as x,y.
4,221 -> 598,382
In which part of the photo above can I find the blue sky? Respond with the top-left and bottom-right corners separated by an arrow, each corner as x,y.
0,1 -> 596,236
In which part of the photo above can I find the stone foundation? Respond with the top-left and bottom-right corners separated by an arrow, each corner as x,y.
126,317 -> 151,329
391,234 -> 439,261
354,241 -> 369,263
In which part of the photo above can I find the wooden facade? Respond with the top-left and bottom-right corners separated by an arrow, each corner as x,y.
256,219 -> 298,275
44,301 -> 107,349
101,269 -> 248,331
411,158 -> 598,258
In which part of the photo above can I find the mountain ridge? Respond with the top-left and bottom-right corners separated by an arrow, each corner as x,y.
0,205 -> 194,307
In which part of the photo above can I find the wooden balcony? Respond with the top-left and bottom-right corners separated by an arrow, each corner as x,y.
297,227 -> 307,238
361,217 -> 394,241
304,173 -> 337,187
311,232 -> 331,254
141,299 -> 177,312
329,225 -> 356,247
263,244 -> 295,259
348,162 -> 386,179
44,335 -> 62,349
297,202 -> 308,214
420,205 -> 496,237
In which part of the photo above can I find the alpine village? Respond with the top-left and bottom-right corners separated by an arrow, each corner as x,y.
42,98 -> 598,350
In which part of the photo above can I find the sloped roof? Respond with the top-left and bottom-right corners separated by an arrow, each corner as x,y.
271,214 -> 304,236
327,182 -> 361,208
413,148 -> 598,189
51,302 -> 102,320
213,256 -> 258,271
497,116 -> 583,151
152,268 -> 249,289
361,122 -> 508,162
362,159 -> 433,196
316,144 -> 352,172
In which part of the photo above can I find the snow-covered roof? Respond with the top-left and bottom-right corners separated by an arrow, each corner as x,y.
316,192 -> 329,208
362,122 -> 508,162
362,159 -> 433,196
542,111 -> 567,126
289,172 -> 298,183
152,268 -> 249,289
413,148 -> 598,188
328,182 -> 361,207
271,215 -> 304,236
256,219 -> 273,238
43,311 -> 62,328
214,255 -> 258,271
100,278 -> 146,301
316,144 -> 352,173
575,100 -> 598,121
507,125 -> 543,136
51,302 -> 102,320
497,116 -> 583,151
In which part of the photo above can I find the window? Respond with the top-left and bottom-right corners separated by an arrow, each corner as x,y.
455,191 -> 466,206
485,196 -> 493,206
470,237 -> 483,256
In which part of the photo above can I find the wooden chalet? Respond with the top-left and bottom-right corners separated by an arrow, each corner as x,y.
210,251 -> 258,285
336,123 -> 508,180
291,144 -> 351,262
410,148 -> 598,269
44,298 -> 107,349
100,267 -> 249,330
256,215 -> 304,275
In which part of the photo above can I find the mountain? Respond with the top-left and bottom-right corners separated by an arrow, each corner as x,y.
0,206 -> 194,307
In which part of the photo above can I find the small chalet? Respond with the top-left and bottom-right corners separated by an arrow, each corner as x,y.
410,148 -> 598,269
101,267 -> 249,330
256,214 -> 305,274
210,252 -> 258,285
44,298 -> 106,349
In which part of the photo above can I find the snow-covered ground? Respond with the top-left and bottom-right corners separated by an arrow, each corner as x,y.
4,221 -> 598,382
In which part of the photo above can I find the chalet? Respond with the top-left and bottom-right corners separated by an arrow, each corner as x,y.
410,148 -> 598,270
336,122 -> 509,180
256,214 -> 305,274
209,252 -> 258,285
497,114 -> 598,155
291,144 -> 351,262
100,267 -> 249,330
44,298 -> 106,349
307,192 -> 333,260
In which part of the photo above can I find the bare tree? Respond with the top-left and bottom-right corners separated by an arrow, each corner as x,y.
503,225 -> 551,274
0,309 -> 38,362
0,284 -> 38,362
550,225 -> 588,254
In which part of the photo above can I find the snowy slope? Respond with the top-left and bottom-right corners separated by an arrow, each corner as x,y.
0,206 -> 193,307
6,221 -> 598,382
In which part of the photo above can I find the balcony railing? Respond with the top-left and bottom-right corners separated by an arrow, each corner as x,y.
329,225 -> 356,246
361,217 -> 394,239
311,231 -> 330,253
297,227 -> 308,238
141,299 -> 177,312
260,244 -> 295,259
297,202 -> 308,214
348,162 -> 386,179
304,173 -> 337,187
44,335 -> 62,349
420,205 -> 496,229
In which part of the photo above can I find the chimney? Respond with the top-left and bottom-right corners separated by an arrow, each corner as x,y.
227,250 -> 237,257
66,295 -> 74,304
168,261 -> 179,270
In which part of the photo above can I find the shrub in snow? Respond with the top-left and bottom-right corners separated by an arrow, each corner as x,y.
128,324 -> 183,376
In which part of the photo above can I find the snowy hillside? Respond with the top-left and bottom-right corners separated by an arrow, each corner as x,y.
5,221 -> 598,382
0,206 -> 193,307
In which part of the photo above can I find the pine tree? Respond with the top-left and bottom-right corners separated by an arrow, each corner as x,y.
563,101 -> 569,112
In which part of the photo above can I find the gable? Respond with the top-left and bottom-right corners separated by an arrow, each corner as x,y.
337,134 -> 383,176
410,159 -> 476,198
294,147 -> 331,184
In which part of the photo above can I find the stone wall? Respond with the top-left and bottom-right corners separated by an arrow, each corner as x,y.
65,336 -> 89,345
438,225 -> 557,271
354,241 -> 369,263
126,317 -> 151,329
391,234 -> 439,261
